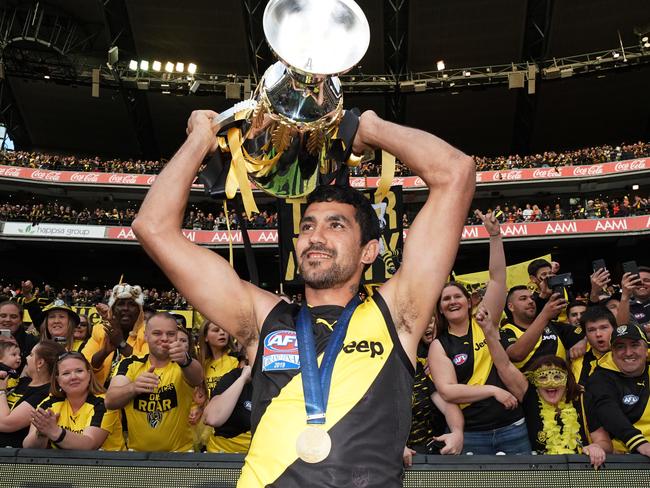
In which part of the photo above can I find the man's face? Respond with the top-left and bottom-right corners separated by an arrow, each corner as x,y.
612,338 -> 648,377
567,305 -> 587,327
145,316 -> 178,360
531,266 -> 553,294
112,298 -> 140,330
296,201 -> 371,290
507,289 -> 537,323
585,319 -> 613,354
0,303 -> 22,334
634,271 -> 650,301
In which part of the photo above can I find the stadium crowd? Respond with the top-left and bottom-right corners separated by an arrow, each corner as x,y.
353,140 -> 650,176
0,201 -> 279,230
0,282 -> 189,310
2,193 -> 648,232
2,139 -> 649,177
0,234 -> 649,464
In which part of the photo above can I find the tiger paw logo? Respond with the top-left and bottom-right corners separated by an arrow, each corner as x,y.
537,431 -> 547,443
147,410 -> 163,428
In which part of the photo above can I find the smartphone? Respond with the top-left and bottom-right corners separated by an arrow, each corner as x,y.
0,329 -> 11,337
592,259 -> 606,273
622,260 -> 639,278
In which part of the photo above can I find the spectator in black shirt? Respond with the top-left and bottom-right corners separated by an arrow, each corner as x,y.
0,340 -> 64,447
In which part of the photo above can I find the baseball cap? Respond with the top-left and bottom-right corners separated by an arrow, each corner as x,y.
610,323 -> 649,346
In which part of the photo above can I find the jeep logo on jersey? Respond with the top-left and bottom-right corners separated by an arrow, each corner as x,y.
342,340 -> 385,358
453,353 -> 468,366
622,394 -> 639,406
264,330 -> 299,352
262,330 -> 300,372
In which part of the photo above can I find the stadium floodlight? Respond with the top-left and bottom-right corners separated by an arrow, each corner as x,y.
176,62 -> 185,73
612,51 -> 620,59
129,60 -> 138,71
165,62 -> 175,73
140,60 -> 149,71
187,63 -> 197,74
633,184 -> 640,190
463,70 -> 471,77
436,60 -> 445,71
152,61 -> 162,71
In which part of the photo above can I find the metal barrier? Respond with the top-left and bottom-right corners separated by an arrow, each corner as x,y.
0,449 -> 649,487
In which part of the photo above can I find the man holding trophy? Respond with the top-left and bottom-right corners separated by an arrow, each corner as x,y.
133,1 -> 475,486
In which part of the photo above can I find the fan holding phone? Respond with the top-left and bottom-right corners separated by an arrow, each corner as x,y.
618,260 -> 650,338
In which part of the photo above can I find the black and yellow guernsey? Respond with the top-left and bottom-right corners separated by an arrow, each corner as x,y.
437,318 -> 523,431
586,353 -> 650,453
500,320 -> 583,371
240,292 -> 414,488
571,345 -> 603,387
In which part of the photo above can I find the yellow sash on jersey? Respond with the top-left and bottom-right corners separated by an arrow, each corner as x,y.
501,322 -> 566,370
238,297 -> 395,487
570,345 -> 602,385
459,318 -> 493,409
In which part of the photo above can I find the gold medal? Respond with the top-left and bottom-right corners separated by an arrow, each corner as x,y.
295,426 -> 331,463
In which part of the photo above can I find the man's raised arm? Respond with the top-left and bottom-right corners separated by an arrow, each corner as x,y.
132,110 -> 279,346
367,112 -> 475,355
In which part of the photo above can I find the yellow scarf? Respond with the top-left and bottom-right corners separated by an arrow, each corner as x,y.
538,398 -> 581,454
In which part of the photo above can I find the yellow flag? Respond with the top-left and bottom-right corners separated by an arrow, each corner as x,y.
455,254 -> 552,291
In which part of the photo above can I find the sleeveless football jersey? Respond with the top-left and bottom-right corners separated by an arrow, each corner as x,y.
437,318 -> 523,431
239,292 -> 414,487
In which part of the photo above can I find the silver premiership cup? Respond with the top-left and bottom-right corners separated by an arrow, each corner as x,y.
214,0 -> 370,199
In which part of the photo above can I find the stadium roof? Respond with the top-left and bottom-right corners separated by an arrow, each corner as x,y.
1,0 -> 649,160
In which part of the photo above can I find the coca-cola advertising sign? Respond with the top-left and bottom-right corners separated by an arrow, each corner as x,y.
571,165 -> 604,177
0,156 -> 647,189
29,169 -> 62,181
70,172 -> 100,183
532,168 -> 562,179
614,160 -> 646,172
0,167 -> 21,177
492,170 -> 523,181
108,174 -> 139,184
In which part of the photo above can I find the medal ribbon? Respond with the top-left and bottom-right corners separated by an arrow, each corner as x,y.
296,296 -> 361,424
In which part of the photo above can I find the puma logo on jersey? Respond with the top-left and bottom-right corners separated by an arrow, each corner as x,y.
342,340 -> 384,358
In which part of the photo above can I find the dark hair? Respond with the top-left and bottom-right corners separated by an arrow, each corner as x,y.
34,340 -> 66,377
580,306 -> 616,329
527,259 -> 552,277
306,185 -> 380,245
506,285 -> 529,304
51,351 -> 105,397
638,266 -> 650,274
435,281 -> 471,338
525,354 -> 582,403
566,301 -> 587,314
0,339 -> 19,358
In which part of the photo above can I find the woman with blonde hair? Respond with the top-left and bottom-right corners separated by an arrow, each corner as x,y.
23,351 -> 124,450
